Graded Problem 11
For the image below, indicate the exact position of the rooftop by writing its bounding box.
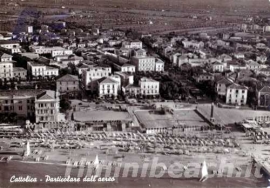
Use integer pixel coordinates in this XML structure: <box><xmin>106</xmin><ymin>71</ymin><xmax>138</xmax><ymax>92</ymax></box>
<box><xmin>74</xmin><ymin>110</ymin><xmax>131</xmax><ymax>122</ymax></box>
<box><xmin>57</xmin><ymin>74</ymin><xmax>79</xmax><ymax>82</ymax></box>
<box><xmin>0</xmin><ymin>89</ymin><xmax>44</xmax><ymax>97</ymax></box>
<box><xmin>98</xmin><ymin>77</ymin><xmax>118</xmax><ymax>84</ymax></box>
<box><xmin>140</xmin><ymin>77</ymin><xmax>158</xmax><ymax>83</ymax></box>
<box><xmin>227</xmin><ymin>83</ymin><xmax>248</xmax><ymax>90</ymax></box>
<box><xmin>36</xmin><ymin>90</ymin><xmax>57</xmax><ymax>100</ymax></box>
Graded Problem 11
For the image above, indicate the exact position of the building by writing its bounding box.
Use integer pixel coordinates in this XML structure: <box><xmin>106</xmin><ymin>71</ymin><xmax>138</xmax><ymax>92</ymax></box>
<box><xmin>56</xmin><ymin>74</ymin><xmax>80</xmax><ymax>93</ymax></box>
<box><xmin>113</xmin><ymin>63</ymin><xmax>136</xmax><ymax>73</ymax></box>
<box><xmin>133</xmin><ymin>49</ymin><xmax>147</xmax><ymax>57</ymax></box>
<box><xmin>218</xmin><ymin>54</ymin><xmax>232</xmax><ymax>63</ymax></box>
<box><xmin>140</xmin><ymin>77</ymin><xmax>160</xmax><ymax>96</ymax></box>
<box><xmin>115</xmin><ymin>72</ymin><xmax>134</xmax><ymax>86</ymax></box>
<box><xmin>13</xmin><ymin>67</ymin><xmax>27</xmax><ymax>80</ymax></box>
<box><xmin>256</xmin><ymin>68</ymin><xmax>270</xmax><ymax>76</ymax></box>
<box><xmin>131</xmin><ymin>56</ymin><xmax>156</xmax><ymax>72</ymax></box>
<box><xmin>155</xmin><ymin>59</ymin><xmax>164</xmax><ymax>72</ymax></box>
<box><xmin>0</xmin><ymin>52</ymin><xmax>12</xmax><ymax>62</ymax></box>
<box><xmin>0</xmin><ymin>90</ymin><xmax>38</xmax><ymax>118</ymax></box>
<box><xmin>212</xmin><ymin>62</ymin><xmax>224</xmax><ymax>72</ymax></box>
<box><xmin>122</xmin><ymin>40</ymin><xmax>142</xmax><ymax>49</ymax></box>
<box><xmin>0</xmin><ymin>61</ymin><xmax>13</xmax><ymax>80</ymax></box>
<box><xmin>245</xmin><ymin>60</ymin><xmax>261</xmax><ymax>70</ymax></box>
<box><xmin>182</xmin><ymin>40</ymin><xmax>204</xmax><ymax>49</ymax></box>
<box><xmin>196</xmin><ymin>73</ymin><xmax>214</xmax><ymax>82</ymax></box>
<box><xmin>82</xmin><ymin>66</ymin><xmax>112</xmax><ymax>90</ymax></box>
<box><xmin>0</xmin><ymin>40</ymin><xmax>20</xmax><ymax>49</ymax></box>
<box><xmin>226</xmin><ymin>83</ymin><xmax>248</xmax><ymax>105</ymax></box>
<box><xmin>25</xmin><ymin>25</ymin><xmax>33</xmax><ymax>34</ymax></box>
<box><xmin>0</xmin><ymin>89</ymin><xmax>60</xmax><ymax>123</ymax></box>
<box><xmin>27</xmin><ymin>61</ymin><xmax>59</xmax><ymax>78</ymax></box>
<box><xmin>124</xmin><ymin>77</ymin><xmax>160</xmax><ymax>97</ymax></box>
<box><xmin>97</xmin><ymin>77</ymin><xmax>119</xmax><ymax>98</ymax></box>
<box><xmin>35</xmin><ymin>90</ymin><xmax>60</xmax><ymax>123</ymax></box>
<box><xmin>216</xmin><ymin>78</ymin><xmax>233</xmax><ymax>99</ymax></box>
<box><xmin>30</xmin><ymin>46</ymin><xmax>73</xmax><ymax>57</ymax></box>
<box><xmin>258</xmin><ymin>86</ymin><xmax>270</xmax><ymax>109</ymax></box>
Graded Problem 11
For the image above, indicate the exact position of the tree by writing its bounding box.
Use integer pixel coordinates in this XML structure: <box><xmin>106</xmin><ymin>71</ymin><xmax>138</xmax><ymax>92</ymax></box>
<box><xmin>60</xmin><ymin>98</ymin><xmax>71</xmax><ymax>113</ymax></box>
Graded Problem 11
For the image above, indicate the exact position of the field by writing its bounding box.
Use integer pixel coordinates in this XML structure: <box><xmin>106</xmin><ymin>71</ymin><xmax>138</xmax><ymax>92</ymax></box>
<box><xmin>135</xmin><ymin>109</ymin><xmax>208</xmax><ymax>129</ymax></box>
<box><xmin>198</xmin><ymin>104</ymin><xmax>270</xmax><ymax>125</ymax></box>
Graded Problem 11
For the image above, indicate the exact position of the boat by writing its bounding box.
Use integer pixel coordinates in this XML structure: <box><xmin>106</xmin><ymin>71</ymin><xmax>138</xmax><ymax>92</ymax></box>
<box><xmin>24</xmin><ymin>141</ymin><xmax>31</xmax><ymax>157</ymax></box>
<box><xmin>199</xmin><ymin>160</ymin><xmax>208</xmax><ymax>182</ymax></box>
<box><xmin>93</xmin><ymin>155</ymin><xmax>99</xmax><ymax>168</ymax></box>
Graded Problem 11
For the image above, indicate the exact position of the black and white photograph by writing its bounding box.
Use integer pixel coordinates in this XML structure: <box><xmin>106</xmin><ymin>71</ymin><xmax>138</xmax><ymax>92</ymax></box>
<box><xmin>0</xmin><ymin>0</ymin><xmax>270</xmax><ymax>187</ymax></box>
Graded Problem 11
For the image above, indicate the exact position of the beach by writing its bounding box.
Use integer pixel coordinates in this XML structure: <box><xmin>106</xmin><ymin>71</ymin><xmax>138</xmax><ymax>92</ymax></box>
<box><xmin>0</xmin><ymin>160</ymin><xmax>268</xmax><ymax>188</ymax></box>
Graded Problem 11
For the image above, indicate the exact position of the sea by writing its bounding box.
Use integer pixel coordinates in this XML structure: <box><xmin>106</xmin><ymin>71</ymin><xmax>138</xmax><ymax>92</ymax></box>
<box><xmin>0</xmin><ymin>161</ymin><xmax>268</xmax><ymax>188</ymax></box>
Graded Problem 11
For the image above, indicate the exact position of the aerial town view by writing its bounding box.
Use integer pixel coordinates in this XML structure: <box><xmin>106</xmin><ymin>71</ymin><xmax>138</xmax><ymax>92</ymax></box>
<box><xmin>1</xmin><ymin>0</ymin><xmax>270</xmax><ymax>187</ymax></box>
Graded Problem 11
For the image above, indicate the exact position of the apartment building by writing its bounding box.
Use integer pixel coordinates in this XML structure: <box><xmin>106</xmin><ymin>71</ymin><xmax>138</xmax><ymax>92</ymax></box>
<box><xmin>56</xmin><ymin>74</ymin><xmax>80</xmax><ymax>93</ymax></box>
<box><xmin>0</xmin><ymin>52</ymin><xmax>12</xmax><ymax>62</ymax></box>
<box><xmin>35</xmin><ymin>90</ymin><xmax>60</xmax><ymax>123</ymax></box>
<box><xmin>226</xmin><ymin>83</ymin><xmax>248</xmax><ymax>105</ymax></box>
<box><xmin>131</xmin><ymin>56</ymin><xmax>156</xmax><ymax>72</ymax></box>
<box><xmin>0</xmin><ymin>61</ymin><xmax>13</xmax><ymax>80</ymax></box>
<box><xmin>212</xmin><ymin>62</ymin><xmax>225</xmax><ymax>72</ymax></box>
<box><xmin>124</xmin><ymin>77</ymin><xmax>160</xmax><ymax>97</ymax></box>
<box><xmin>82</xmin><ymin>66</ymin><xmax>112</xmax><ymax>90</ymax></box>
<box><xmin>0</xmin><ymin>90</ymin><xmax>60</xmax><ymax>123</ymax></box>
<box><xmin>182</xmin><ymin>40</ymin><xmax>204</xmax><ymax>49</ymax></box>
<box><xmin>0</xmin><ymin>40</ymin><xmax>21</xmax><ymax>53</ymax></box>
<box><xmin>113</xmin><ymin>63</ymin><xmax>136</xmax><ymax>73</ymax></box>
<box><xmin>122</xmin><ymin>40</ymin><xmax>143</xmax><ymax>49</ymax></box>
<box><xmin>0</xmin><ymin>40</ymin><xmax>20</xmax><ymax>49</ymax></box>
<box><xmin>13</xmin><ymin>67</ymin><xmax>27</xmax><ymax>80</ymax></box>
<box><xmin>27</xmin><ymin>61</ymin><xmax>59</xmax><ymax>77</ymax></box>
<box><xmin>155</xmin><ymin>59</ymin><xmax>164</xmax><ymax>72</ymax></box>
<box><xmin>30</xmin><ymin>46</ymin><xmax>73</xmax><ymax>57</ymax></box>
<box><xmin>0</xmin><ymin>90</ymin><xmax>38</xmax><ymax>117</ymax></box>
<box><xmin>97</xmin><ymin>77</ymin><xmax>119</xmax><ymax>98</ymax></box>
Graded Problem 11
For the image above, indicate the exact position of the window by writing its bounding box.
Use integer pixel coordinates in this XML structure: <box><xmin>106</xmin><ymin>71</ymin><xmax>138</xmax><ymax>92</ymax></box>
<box><xmin>19</xmin><ymin>106</ymin><xmax>22</xmax><ymax>110</ymax></box>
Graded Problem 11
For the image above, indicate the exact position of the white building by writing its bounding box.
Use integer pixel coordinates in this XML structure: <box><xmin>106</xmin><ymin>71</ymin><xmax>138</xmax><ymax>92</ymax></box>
<box><xmin>27</xmin><ymin>61</ymin><xmax>59</xmax><ymax>78</ymax></box>
<box><xmin>245</xmin><ymin>60</ymin><xmax>261</xmax><ymax>70</ymax></box>
<box><xmin>0</xmin><ymin>52</ymin><xmax>12</xmax><ymax>62</ymax></box>
<box><xmin>0</xmin><ymin>40</ymin><xmax>20</xmax><ymax>49</ymax></box>
<box><xmin>35</xmin><ymin>90</ymin><xmax>60</xmax><ymax>123</ymax></box>
<box><xmin>124</xmin><ymin>77</ymin><xmax>160</xmax><ymax>97</ymax></box>
<box><xmin>30</xmin><ymin>46</ymin><xmax>73</xmax><ymax>57</ymax></box>
<box><xmin>0</xmin><ymin>61</ymin><xmax>13</xmax><ymax>80</ymax></box>
<box><xmin>131</xmin><ymin>56</ymin><xmax>156</xmax><ymax>72</ymax></box>
<box><xmin>122</xmin><ymin>40</ymin><xmax>143</xmax><ymax>49</ymax></box>
<box><xmin>25</xmin><ymin>25</ymin><xmax>33</xmax><ymax>34</ymax></box>
<box><xmin>114</xmin><ymin>63</ymin><xmax>136</xmax><ymax>73</ymax></box>
<box><xmin>212</xmin><ymin>62</ymin><xmax>225</xmax><ymax>72</ymax></box>
<box><xmin>182</xmin><ymin>40</ymin><xmax>204</xmax><ymax>49</ymax></box>
<box><xmin>155</xmin><ymin>59</ymin><xmax>164</xmax><ymax>72</ymax></box>
<box><xmin>226</xmin><ymin>83</ymin><xmax>248</xmax><ymax>105</ymax></box>
<box><xmin>82</xmin><ymin>66</ymin><xmax>112</xmax><ymax>90</ymax></box>
<box><xmin>0</xmin><ymin>40</ymin><xmax>21</xmax><ymax>53</ymax></box>
<box><xmin>97</xmin><ymin>77</ymin><xmax>119</xmax><ymax>98</ymax></box>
